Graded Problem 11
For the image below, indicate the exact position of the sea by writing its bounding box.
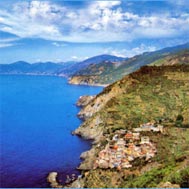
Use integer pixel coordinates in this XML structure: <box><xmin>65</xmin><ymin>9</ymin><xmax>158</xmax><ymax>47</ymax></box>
<box><xmin>0</xmin><ymin>75</ymin><xmax>103</xmax><ymax>188</ymax></box>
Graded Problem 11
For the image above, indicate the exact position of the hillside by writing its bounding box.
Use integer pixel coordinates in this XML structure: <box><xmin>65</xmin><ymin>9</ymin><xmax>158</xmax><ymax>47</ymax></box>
<box><xmin>61</xmin><ymin>54</ymin><xmax>126</xmax><ymax>76</ymax></box>
<box><xmin>69</xmin><ymin>64</ymin><xmax>189</xmax><ymax>188</ymax></box>
<box><xmin>69</xmin><ymin>43</ymin><xmax>189</xmax><ymax>85</ymax></box>
<box><xmin>150</xmin><ymin>50</ymin><xmax>189</xmax><ymax>66</ymax></box>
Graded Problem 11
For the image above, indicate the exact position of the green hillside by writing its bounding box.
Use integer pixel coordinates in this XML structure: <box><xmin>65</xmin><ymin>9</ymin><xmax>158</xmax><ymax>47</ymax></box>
<box><xmin>72</xmin><ymin>64</ymin><xmax>189</xmax><ymax>188</ymax></box>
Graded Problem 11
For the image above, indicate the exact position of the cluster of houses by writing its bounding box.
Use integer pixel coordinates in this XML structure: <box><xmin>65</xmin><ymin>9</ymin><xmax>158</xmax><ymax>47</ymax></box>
<box><xmin>93</xmin><ymin>122</ymin><xmax>163</xmax><ymax>170</ymax></box>
<box><xmin>133</xmin><ymin>122</ymin><xmax>164</xmax><ymax>133</ymax></box>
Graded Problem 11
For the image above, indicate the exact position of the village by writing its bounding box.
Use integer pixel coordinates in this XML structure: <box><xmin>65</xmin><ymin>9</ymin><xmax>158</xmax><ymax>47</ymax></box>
<box><xmin>93</xmin><ymin>122</ymin><xmax>164</xmax><ymax>170</ymax></box>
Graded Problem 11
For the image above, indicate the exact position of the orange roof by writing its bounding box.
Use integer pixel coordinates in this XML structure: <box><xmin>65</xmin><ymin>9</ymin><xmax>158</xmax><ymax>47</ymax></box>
<box><xmin>113</xmin><ymin>145</ymin><xmax>118</xmax><ymax>150</ymax></box>
<box><xmin>125</xmin><ymin>133</ymin><xmax>133</xmax><ymax>138</ymax></box>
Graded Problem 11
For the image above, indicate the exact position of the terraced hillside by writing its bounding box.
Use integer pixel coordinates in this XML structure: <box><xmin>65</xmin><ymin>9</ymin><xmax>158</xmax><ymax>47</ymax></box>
<box><xmin>72</xmin><ymin>64</ymin><xmax>189</xmax><ymax>188</ymax></box>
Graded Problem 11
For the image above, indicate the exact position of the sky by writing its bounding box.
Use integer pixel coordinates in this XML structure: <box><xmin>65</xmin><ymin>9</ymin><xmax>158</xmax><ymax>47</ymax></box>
<box><xmin>0</xmin><ymin>0</ymin><xmax>189</xmax><ymax>64</ymax></box>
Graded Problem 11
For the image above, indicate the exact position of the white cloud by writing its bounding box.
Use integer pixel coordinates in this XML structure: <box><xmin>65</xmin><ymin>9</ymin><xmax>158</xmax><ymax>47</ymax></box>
<box><xmin>0</xmin><ymin>37</ymin><xmax>19</xmax><ymax>48</ymax></box>
<box><xmin>106</xmin><ymin>44</ymin><xmax>157</xmax><ymax>58</ymax></box>
<box><xmin>0</xmin><ymin>43</ymin><xmax>14</xmax><ymax>48</ymax></box>
<box><xmin>0</xmin><ymin>1</ymin><xmax>64</xmax><ymax>40</ymax></box>
<box><xmin>52</xmin><ymin>42</ymin><xmax>67</xmax><ymax>47</ymax></box>
<box><xmin>91</xmin><ymin>1</ymin><xmax>121</xmax><ymax>9</ymax></box>
<box><xmin>70</xmin><ymin>55</ymin><xmax>88</xmax><ymax>61</ymax></box>
<box><xmin>0</xmin><ymin>1</ymin><xmax>189</xmax><ymax>42</ymax></box>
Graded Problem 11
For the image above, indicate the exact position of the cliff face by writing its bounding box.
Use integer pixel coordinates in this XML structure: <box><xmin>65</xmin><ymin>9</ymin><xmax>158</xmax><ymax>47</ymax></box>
<box><xmin>69</xmin><ymin>75</ymin><xmax>98</xmax><ymax>86</ymax></box>
<box><xmin>77</xmin><ymin>75</ymin><xmax>136</xmax><ymax>120</ymax></box>
<box><xmin>73</xmin><ymin>65</ymin><xmax>189</xmax><ymax>188</ymax></box>
<box><xmin>76</xmin><ymin>95</ymin><xmax>96</xmax><ymax>107</ymax></box>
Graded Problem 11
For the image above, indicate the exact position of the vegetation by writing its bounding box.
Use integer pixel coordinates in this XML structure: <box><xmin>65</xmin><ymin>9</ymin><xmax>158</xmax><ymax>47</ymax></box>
<box><xmin>77</xmin><ymin>64</ymin><xmax>189</xmax><ymax>188</ymax></box>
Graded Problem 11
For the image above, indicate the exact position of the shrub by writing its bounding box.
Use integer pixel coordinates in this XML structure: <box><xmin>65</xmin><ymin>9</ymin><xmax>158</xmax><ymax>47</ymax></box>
<box><xmin>175</xmin><ymin>114</ymin><xmax>184</xmax><ymax>127</ymax></box>
<box><xmin>169</xmin><ymin>167</ymin><xmax>189</xmax><ymax>187</ymax></box>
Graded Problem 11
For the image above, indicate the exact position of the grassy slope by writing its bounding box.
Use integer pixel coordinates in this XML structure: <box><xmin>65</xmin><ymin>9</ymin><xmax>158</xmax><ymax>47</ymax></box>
<box><xmin>150</xmin><ymin>50</ymin><xmax>189</xmax><ymax>66</ymax></box>
<box><xmin>79</xmin><ymin>65</ymin><xmax>189</xmax><ymax>188</ymax></box>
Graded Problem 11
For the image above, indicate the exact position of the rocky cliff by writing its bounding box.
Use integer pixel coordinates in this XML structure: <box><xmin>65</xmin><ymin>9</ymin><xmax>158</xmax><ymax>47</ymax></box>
<box><xmin>76</xmin><ymin>95</ymin><xmax>96</xmax><ymax>107</ymax></box>
<box><xmin>69</xmin><ymin>75</ymin><xmax>108</xmax><ymax>86</ymax></box>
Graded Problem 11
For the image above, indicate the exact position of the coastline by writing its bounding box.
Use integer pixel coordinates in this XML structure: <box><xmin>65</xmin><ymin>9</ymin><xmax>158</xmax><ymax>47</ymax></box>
<box><xmin>63</xmin><ymin>65</ymin><xmax>189</xmax><ymax>188</ymax></box>
<box><xmin>47</xmin><ymin>93</ymin><xmax>103</xmax><ymax>188</ymax></box>
<box><xmin>3</xmin><ymin>65</ymin><xmax>189</xmax><ymax>188</ymax></box>
<box><xmin>0</xmin><ymin>73</ymin><xmax>108</xmax><ymax>87</ymax></box>
<box><xmin>68</xmin><ymin>82</ymin><xmax>108</xmax><ymax>87</ymax></box>
<box><xmin>1</xmin><ymin>73</ymin><xmax>103</xmax><ymax>188</ymax></box>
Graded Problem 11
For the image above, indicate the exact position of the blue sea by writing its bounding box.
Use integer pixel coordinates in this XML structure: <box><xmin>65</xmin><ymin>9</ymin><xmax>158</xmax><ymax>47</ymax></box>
<box><xmin>0</xmin><ymin>75</ymin><xmax>103</xmax><ymax>188</ymax></box>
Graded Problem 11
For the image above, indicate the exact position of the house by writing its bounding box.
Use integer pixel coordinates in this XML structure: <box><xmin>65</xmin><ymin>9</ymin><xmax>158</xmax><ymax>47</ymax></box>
<box><xmin>121</xmin><ymin>161</ymin><xmax>132</xmax><ymax>168</ymax></box>
<box><xmin>112</xmin><ymin>134</ymin><xmax>119</xmax><ymax>141</ymax></box>
<box><xmin>133</xmin><ymin>132</ymin><xmax>140</xmax><ymax>140</ymax></box>
<box><xmin>116</xmin><ymin>129</ymin><xmax>127</xmax><ymax>135</ymax></box>
<box><xmin>157</xmin><ymin>125</ymin><xmax>164</xmax><ymax>133</ymax></box>
<box><xmin>116</xmin><ymin>138</ymin><xmax>125</xmax><ymax>146</ymax></box>
<box><xmin>140</xmin><ymin>136</ymin><xmax>150</xmax><ymax>144</ymax></box>
<box><xmin>133</xmin><ymin>122</ymin><xmax>164</xmax><ymax>133</ymax></box>
<box><xmin>125</xmin><ymin>133</ymin><xmax>133</xmax><ymax>140</ymax></box>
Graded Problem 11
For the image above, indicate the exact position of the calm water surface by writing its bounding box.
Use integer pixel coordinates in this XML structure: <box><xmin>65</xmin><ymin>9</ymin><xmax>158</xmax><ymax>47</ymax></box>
<box><xmin>0</xmin><ymin>75</ymin><xmax>103</xmax><ymax>188</ymax></box>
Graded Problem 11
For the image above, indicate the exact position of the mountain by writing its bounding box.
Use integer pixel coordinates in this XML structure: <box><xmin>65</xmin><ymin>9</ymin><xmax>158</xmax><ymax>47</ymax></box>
<box><xmin>69</xmin><ymin>43</ymin><xmax>189</xmax><ymax>86</ymax></box>
<box><xmin>0</xmin><ymin>61</ymin><xmax>76</xmax><ymax>76</ymax></box>
<box><xmin>149</xmin><ymin>50</ymin><xmax>189</xmax><ymax>66</ymax></box>
<box><xmin>1</xmin><ymin>43</ymin><xmax>188</xmax><ymax>81</ymax></box>
<box><xmin>71</xmin><ymin>64</ymin><xmax>189</xmax><ymax>188</ymax></box>
<box><xmin>58</xmin><ymin>54</ymin><xmax>127</xmax><ymax>76</ymax></box>
<box><xmin>78</xmin><ymin>54</ymin><xmax>126</xmax><ymax>65</ymax></box>
<box><xmin>0</xmin><ymin>55</ymin><xmax>126</xmax><ymax>76</ymax></box>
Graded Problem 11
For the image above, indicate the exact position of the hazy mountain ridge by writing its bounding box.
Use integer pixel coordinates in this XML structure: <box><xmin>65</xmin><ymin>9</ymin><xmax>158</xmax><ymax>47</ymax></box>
<box><xmin>0</xmin><ymin>54</ymin><xmax>125</xmax><ymax>76</ymax></box>
<box><xmin>1</xmin><ymin>43</ymin><xmax>188</xmax><ymax>85</ymax></box>
<box><xmin>69</xmin><ymin>43</ymin><xmax>189</xmax><ymax>85</ymax></box>
<box><xmin>0</xmin><ymin>61</ymin><xmax>77</xmax><ymax>76</ymax></box>
<box><xmin>58</xmin><ymin>54</ymin><xmax>127</xmax><ymax>76</ymax></box>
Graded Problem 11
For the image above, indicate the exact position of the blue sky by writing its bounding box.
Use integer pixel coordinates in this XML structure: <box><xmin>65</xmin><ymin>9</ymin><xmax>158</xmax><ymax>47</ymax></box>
<box><xmin>0</xmin><ymin>0</ymin><xmax>189</xmax><ymax>64</ymax></box>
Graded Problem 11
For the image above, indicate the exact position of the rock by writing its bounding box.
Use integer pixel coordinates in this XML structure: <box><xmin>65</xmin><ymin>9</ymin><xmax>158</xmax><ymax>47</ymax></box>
<box><xmin>78</xmin><ymin>148</ymin><xmax>97</xmax><ymax>170</ymax></box>
<box><xmin>68</xmin><ymin>177</ymin><xmax>84</xmax><ymax>188</ymax></box>
<box><xmin>74</xmin><ymin>114</ymin><xmax>103</xmax><ymax>141</ymax></box>
<box><xmin>74</xmin><ymin>125</ymin><xmax>103</xmax><ymax>141</ymax></box>
<box><xmin>158</xmin><ymin>181</ymin><xmax>180</xmax><ymax>188</ymax></box>
<box><xmin>77</xmin><ymin>82</ymin><xmax>125</xmax><ymax>120</ymax></box>
<box><xmin>80</xmin><ymin>148</ymin><xmax>96</xmax><ymax>160</ymax></box>
<box><xmin>74</xmin><ymin>114</ymin><xmax>103</xmax><ymax>144</ymax></box>
<box><xmin>68</xmin><ymin>179</ymin><xmax>84</xmax><ymax>188</ymax></box>
<box><xmin>47</xmin><ymin>172</ymin><xmax>62</xmax><ymax>188</ymax></box>
<box><xmin>76</xmin><ymin>95</ymin><xmax>96</xmax><ymax>107</ymax></box>
<box><xmin>77</xmin><ymin>160</ymin><xmax>94</xmax><ymax>170</ymax></box>
<box><xmin>69</xmin><ymin>75</ymin><xmax>96</xmax><ymax>86</ymax></box>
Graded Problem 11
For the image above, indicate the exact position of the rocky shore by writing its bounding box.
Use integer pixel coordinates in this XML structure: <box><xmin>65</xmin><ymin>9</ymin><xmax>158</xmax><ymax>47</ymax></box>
<box><xmin>76</xmin><ymin>95</ymin><xmax>96</xmax><ymax>107</ymax></box>
<box><xmin>68</xmin><ymin>75</ymin><xmax>108</xmax><ymax>87</ymax></box>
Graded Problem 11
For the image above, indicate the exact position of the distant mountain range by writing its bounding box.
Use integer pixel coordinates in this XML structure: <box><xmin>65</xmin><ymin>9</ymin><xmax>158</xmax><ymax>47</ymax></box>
<box><xmin>1</xmin><ymin>43</ymin><xmax>188</xmax><ymax>86</ymax></box>
<box><xmin>56</xmin><ymin>54</ymin><xmax>127</xmax><ymax>75</ymax></box>
<box><xmin>0</xmin><ymin>61</ymin><xmax>77</xmax><ymax>76</ymax></box>
<box><xmin>69</xmin><ymin>42</ymin><xmax>189</xmax><ymax>85</ymax></box>
<box><xmin>0</xmin><ymin>54</ymin><xmax>126</xmax><ymax>76</ymax></box>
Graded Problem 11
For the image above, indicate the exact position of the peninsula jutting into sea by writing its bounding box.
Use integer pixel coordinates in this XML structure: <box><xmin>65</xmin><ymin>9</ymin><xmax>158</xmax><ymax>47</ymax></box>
<box><xmin>0</xmin><ymin>0</ymin><xmax>189</xmax><ymax>188</ymax></box>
